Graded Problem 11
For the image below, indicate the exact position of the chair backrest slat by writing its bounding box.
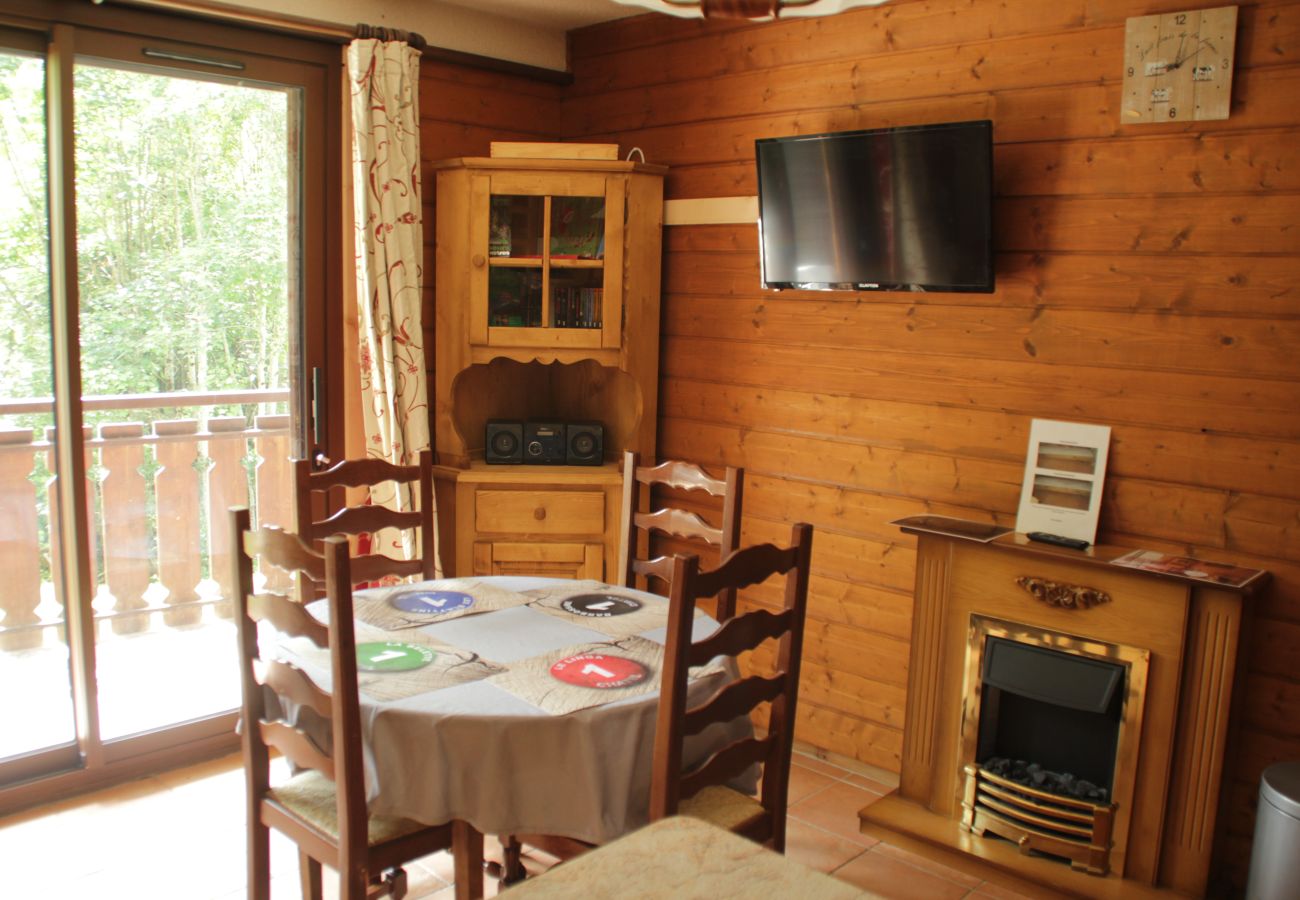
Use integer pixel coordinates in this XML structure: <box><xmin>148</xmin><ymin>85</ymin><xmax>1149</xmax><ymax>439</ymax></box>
<box><xmin>682</xmin><ymin>673</ymin><xmax>783</xmax><ymax>737</ymax></box>
<box><xmin>690</xmin><ymin>541</ymin><xmax>798</xmax><ymax>600</ymax></box>
<box><xmin>630</xmin><ymin>554</ymin><xmax>675</xmax><ymax>586</ymax></box>
<box><xmin>678</xmin><ymin>734</ymin><xmax>775</xmax><ymax>801</ymax></box>
<box><xmin>259</xmin><ymin>719</ymin><xmax>335</xmax><ymax>777</ymax></box>
<box><xmin>261</xmin><ymin>659</ymin><xmax>333</xmax><ymax>721</ymax></box>
<box><xmin>249</xmin><ymin>592</ymin><xmax>330</xmax><ymax>647</ymax></box>
<box><xmin>318</xmin><ymin>505</ymin><xmax>423</xmax><ymax>538</ymax></box>
<box><xmin>305</xmin><ymin>457</ymin><xmax>422</xmax><ymax>490</ymax></box>
<box><xmin>632</xmin><ymin>506</ymin><xmax>723</xmax><ymax>545</ymax></box>
<box><xmin>650</xmin><ymin>522</ymin><xmax>813</xmax><ymax>852</ymax></box>
<box><xmin>294</xmin><ymin>449</ymin><xmax>436</xmax><ymax>586</ymax></box>
<box><xmin>618</xmin><ymin>450</ymin><xmax>744</xmax><ymax>620</ymax></box>
<box><xmin>346</xmin><ymin>554</ymin><xmax>426</xmax><ymax>584</ymax></box>
<box><xmin>687</xmin><ymin>607</ymin><xmax>793</xmax><ymax>669</ymax></box>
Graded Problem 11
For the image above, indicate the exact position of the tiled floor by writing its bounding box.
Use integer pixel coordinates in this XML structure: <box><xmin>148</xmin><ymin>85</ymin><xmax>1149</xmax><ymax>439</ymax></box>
<box><xmin>0</xmin><ymin>751</ymin><xmax>1041</xmax><ymax>899</ymax></box>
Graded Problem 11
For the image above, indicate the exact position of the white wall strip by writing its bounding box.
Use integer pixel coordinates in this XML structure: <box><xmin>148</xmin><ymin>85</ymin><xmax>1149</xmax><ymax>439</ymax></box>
<box><xmin>663</xmin><ymin>196</ymin><xmax>758</xmax><ymax>226</ymax></box>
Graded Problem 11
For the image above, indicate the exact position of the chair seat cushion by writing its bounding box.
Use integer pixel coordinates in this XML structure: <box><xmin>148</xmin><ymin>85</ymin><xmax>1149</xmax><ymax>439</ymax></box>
<box><xmin>269</xmin><ymin>770</ymin><xmax>426</xmax><ymax>846</ymax></box>
<box><xmin>678</xmin><ymin>784</ymin><xmax>766</xmax><ymax>832</ymax></box>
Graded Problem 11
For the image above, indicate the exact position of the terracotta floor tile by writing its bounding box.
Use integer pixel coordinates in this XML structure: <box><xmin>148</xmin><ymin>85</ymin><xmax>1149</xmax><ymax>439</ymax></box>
<box><xmin>788</xmin><ymin>780</ymin><xmax>882</xmax><ymax>847</ymax></box>
<box><xmin>873</xmin><ymin>841</ymin><xmax>983</xmax><ymax>890</ymax></box>
<box><xmin>971</xmin><ymin>878</ymin><xmax>1053</xmax><ymax>900</ymax></box>
<box><xmin>784</xmin><ymin>817</ymin><xmax>873</xmax><ymax>874</ymax></box>
<box><xmin>844</xmin><ymin>772</ymin><xmax>896</xmax><ymax>795</ymax></box>
<box><xmin>791</xmin><ymin>750</ymin><xmax>855</xmax><ymax>778</ymax></box>
<box><xmin>787</xmin><ymin>759</ymin><xmax>841</xmax><ymax>803</ymax></box>
<box><xmin>833</xmin><ymin>847</ymin><xmax>971</xmax><ymax>900</ymax></box>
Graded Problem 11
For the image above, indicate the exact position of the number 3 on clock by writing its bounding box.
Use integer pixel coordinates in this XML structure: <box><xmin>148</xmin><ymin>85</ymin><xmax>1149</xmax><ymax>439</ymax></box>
<box><xmin>1121</xmin><ymin>5</ymin><xmax>1238</xmax><ymax>125</ymax></box>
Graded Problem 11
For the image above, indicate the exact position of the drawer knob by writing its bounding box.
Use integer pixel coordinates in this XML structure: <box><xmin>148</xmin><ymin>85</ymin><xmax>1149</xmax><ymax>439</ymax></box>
<box><xmin>534</xmin><ymin>506</ymin><xmax>547</xmax><ymax>521</ymax></box>
<box><xmin>472</xmin><ymin>254</ymin><xmax>486</xmax><ymax>268</ymax></box>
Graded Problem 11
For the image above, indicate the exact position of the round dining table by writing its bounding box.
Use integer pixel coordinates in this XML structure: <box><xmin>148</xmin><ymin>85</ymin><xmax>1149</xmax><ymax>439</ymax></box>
<box><xmin>277</xmin><ymin>575</ymin><xmax>753</xmax><ymax>849</ymax></box>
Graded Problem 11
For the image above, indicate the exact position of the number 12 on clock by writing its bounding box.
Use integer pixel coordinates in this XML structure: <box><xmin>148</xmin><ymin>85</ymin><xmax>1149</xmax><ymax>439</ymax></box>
<box><xmin>1121</xmin><ymin>5</ymin><xmax>1238</xmax><ymax>124</ymax></box>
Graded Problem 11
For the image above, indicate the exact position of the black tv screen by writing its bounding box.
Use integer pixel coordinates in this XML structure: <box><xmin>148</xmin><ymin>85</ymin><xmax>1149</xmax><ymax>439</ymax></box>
<box><xmin>756</xmin><ymin>120</ymin><xmax>994</xmax><ymax>293</ymax></box>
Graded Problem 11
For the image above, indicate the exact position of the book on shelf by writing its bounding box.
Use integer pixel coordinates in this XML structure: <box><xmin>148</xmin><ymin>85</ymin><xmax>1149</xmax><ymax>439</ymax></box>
<box><xmin>1109</xmin><ymin>549</ymin><xmax>1266</xmax><ymax>588</ymax></box>
<box><xmin>552</xmin><ymin>286</ymin><xmax>603</xmax><ymax>328</ymax></box>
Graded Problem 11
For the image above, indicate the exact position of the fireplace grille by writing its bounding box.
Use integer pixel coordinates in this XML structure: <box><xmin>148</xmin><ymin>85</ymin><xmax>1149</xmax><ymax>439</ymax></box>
<box><xmin>961</xmin><ymin>764</ymin><xmax>1115</xmax><ymax>875</ymax></box>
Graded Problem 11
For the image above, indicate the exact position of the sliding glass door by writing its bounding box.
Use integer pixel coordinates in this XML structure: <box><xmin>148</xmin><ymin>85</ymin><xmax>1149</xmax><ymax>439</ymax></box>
<box><xmin>0</xmin><ymin>10</ymin><xmax>341</xmax><ymax>791</ymax></box>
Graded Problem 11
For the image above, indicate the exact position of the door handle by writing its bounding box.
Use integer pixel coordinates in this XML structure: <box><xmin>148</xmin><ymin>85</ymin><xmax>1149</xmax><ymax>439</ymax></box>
<box><xmin>311</xmin><ymin>366</ymin><xmax>328</xmax><ymax>469</ymax></box>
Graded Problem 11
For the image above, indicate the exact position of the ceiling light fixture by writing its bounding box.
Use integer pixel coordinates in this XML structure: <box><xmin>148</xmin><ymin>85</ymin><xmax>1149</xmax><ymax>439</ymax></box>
<box><xmin>612</xmin><ymin>0</ymin><xmax>888</xmax><ymax>19</ymax></box>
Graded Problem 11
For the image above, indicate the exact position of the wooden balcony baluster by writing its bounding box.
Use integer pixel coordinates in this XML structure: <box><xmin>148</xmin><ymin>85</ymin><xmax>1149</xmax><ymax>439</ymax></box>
<box><xmin>253</xmin><ymin>415</ymin><xmax>292</xmax><ymax>594</ymax></box>
<box><xmin>100</xmin><ymin>422</ymin><xmax>152</xmax><ymax>635</ymax></box>
<box><xmin>0</xmin><ymin>428</ymin><xmax>44</xmax><ymax>650</ymax></box>
<box><xmin>45</xmin><ymin>425</ymin><xmax>98</xmax><ymax>636</ymax></box>
<box><xmin>155</xmin><ymin>419</ymin><xmax>204</xmax><ymax>627</ymax></box>
<box><xmin>206</xmin><ymin>416</ymin><xmax>251</xmax><ymax>617</ymax></box>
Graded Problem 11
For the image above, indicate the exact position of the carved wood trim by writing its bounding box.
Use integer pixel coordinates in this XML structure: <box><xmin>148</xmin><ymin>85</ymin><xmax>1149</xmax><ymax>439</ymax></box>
<box><xmin>1016</xmin><ymin>575</ymin><xmax>1111</xmax><ymax>610</ymax></box>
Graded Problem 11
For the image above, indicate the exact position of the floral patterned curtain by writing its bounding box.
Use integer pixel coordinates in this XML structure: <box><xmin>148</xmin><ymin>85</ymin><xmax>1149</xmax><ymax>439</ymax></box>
<box><xmin>347</xmin><ymin>36</ymin><xmax>437</xmax><ymax>573</ymax></box>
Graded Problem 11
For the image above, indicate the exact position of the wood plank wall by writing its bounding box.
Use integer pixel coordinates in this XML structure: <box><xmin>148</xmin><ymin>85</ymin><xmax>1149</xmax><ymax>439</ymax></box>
<box><xmin>416</xmin><ymin>61</ymin><xmax>564</xmax><ymax>368</ymax></box>
<box><xmin>560</xmin><ymin>0</ymin><xmax>1300</xmax><ymax>883</ymax></box>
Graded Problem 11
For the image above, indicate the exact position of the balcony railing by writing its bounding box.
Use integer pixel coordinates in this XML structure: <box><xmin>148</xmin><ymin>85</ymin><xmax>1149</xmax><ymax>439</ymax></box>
<box><xmin>0</xmin><ymin>389</ymin><xmax>293</xmax><ymax>651</ymax></box>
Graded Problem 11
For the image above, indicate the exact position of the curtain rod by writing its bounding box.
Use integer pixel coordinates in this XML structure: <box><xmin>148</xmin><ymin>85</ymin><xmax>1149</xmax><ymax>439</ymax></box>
<box><xmin>90</xmin><ymin>0</ymin><xmax>573</xmax><ymax>83</ymax></box>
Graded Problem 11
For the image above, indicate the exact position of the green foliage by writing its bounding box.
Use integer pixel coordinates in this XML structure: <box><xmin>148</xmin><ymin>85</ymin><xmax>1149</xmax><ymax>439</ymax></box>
<box><xmin>1</xmin><ymin>56</ymin><xmax>292</xmax><ymax>426</ymax></box>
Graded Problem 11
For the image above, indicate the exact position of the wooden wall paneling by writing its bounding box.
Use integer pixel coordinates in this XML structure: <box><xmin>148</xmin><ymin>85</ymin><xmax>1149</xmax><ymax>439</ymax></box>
<box><xmin>662</xmin><ymin>128</ymin><xmax>1300</xmax><ymax>198</ymax></box>
<box><xmin>571</xmin><ymin>1</ymin><xmax>1294</xmax><ymax>92</ymax></box>
<box><xmin>569</xmin><ymin>0</ymin><xmax>1096</xmax><ymax>93</ymax></box>
<box><xmin>660</xmin><ymin>332</ymin><xmax>1300</xmax><ymax>441</ymax></box>
<box><xmin>662</xmin><ymin>293</ymin><xmax>1300</xmax><ymax>378</ymax></box>
<box><xmin>576</xmin><ymin>65</ymin><xmax>1300</xmax><ymax>175</ymax></box>
<box><xmin>663</xmin><ymin>246</ymin><xmax>1300</xmax><ymax>319</ymax></box>
<box><xmin>561</xmin><ymin>0</ymin><xmax>1300</xmax><ymax>885</ymax></box>
<box><xmin>660</xmin><ymin>378</ymin><xmax>1300</xmax><ymax>501</ymax></box>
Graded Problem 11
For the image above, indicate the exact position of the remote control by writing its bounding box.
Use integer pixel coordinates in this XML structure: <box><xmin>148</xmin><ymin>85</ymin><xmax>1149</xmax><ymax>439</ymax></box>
<box><xmin>1026</xmin><ymin>532</ymin><xmax>1091</xmax><ymax>551</ymax></box>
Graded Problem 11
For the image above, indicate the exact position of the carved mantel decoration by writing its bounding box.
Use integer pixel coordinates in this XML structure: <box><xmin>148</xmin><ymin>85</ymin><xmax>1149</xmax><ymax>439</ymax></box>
<box><xmin>1016</xmin><ymin>575</ymin><xmax>1111</xmax><ymax>610</ymax></box>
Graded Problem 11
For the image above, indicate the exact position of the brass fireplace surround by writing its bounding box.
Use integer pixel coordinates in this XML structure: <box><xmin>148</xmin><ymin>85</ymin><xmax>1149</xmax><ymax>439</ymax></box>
<box><xmin>958</xmin><ymin>615</ymin><xmax>1150</xmax><ymax>876</ymax></box>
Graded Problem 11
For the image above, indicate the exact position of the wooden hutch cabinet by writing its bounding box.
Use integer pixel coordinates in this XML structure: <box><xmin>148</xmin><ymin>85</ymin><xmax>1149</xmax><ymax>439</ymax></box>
<box><xmin>430</xmin><ymin>149</ymin><xmax>666</xmax><ymax>579</ymax></box>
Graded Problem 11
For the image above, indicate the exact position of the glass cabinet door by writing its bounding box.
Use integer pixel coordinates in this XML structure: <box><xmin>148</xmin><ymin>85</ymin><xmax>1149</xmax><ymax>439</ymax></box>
<box><xmin>471</xmin><ymin>174</ymin><xmax>624</xmax><ymax>351</ymax></box>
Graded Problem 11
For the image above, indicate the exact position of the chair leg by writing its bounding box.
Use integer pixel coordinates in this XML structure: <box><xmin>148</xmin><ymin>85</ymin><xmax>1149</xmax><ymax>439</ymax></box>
<box><xmin>337</xmin><ymin>861</ymin><xmax>367</xmax><ymax>900</ymax></box>
<box><xmin>299</xmin><ymin>851</ymin><xmax>323</xmax><ymax>900</ymax></box>
<box><xmin>248</xmin><ymin>821</ymin><xmax>271</xmax><ymax>900</ymax></box>
<box><xmin>501</xmin><ymin>834</ymin><xmax>526</xmax><ymax>886</ymax></box>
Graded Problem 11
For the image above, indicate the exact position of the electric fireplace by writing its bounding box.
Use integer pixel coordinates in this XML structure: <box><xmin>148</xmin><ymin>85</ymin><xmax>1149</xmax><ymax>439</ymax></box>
<box><xmin>860</xmin><ymin>528</ymin><xmax>1266</xmax><ymax>898</ymax></box>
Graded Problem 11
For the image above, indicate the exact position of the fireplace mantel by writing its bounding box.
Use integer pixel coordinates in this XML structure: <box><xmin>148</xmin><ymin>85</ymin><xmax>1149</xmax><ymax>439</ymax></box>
<box><xmin>859</xmin><ymin>527</ymin><xmax>1268</xmax><ymax>898</ymax></box>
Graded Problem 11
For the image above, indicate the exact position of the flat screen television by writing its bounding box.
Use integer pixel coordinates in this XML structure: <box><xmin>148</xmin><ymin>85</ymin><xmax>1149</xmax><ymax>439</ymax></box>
<box><xmin>756</xmin><ymin>120</ymin><xmax>994</xmax><ymax>293</ymax></box>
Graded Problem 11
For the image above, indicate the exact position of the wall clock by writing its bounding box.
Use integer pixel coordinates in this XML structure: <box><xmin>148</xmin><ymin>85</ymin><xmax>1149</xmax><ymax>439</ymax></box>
<box><xmin>1121</xmin><ymin>5</ymin><xmax>1238</xmax><ymax>124</ymax></box>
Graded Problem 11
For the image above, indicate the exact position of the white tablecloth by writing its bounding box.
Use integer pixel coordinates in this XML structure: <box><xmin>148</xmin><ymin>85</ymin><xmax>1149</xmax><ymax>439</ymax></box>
<box><xmin>278</xmin><ymin>576</ymin><xmax>752</xmax><ymax>844</ymax></box>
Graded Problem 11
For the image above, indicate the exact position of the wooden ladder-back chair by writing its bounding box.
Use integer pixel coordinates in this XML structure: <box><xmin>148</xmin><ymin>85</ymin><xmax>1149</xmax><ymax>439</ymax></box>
<box><xmin>649</xmin><ymin>521</ymin><xmax>814</xmax><ymax>853</ymax></box>
<box><xmin>293</xmin><ymin>450</ymin><xmax>436</xmax><ymax>587</ymax></box>
<box><xmin>617</xmin><ymin>450</ymin><xmax>744</xmax><ymax>620</ymax></box>
<box><xmin>231</xmin><ymin>507</ymin><xmax>475</xmax><ymax>900</ymax></box>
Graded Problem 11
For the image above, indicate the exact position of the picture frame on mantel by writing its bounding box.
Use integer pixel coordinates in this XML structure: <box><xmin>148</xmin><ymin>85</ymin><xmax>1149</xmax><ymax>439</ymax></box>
<box><xmin>1015</xmin><ymin>418</ymin><xmax>1112</xmax><ymax>544</ymax></box>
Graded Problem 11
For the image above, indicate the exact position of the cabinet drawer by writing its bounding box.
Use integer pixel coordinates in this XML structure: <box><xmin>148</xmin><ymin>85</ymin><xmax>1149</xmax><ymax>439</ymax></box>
<box><xmin>473</xmin><ymin>541</ymin><xmax>602</xmax><ymax>579</ymax></box>
<box><xmin>475</xmin><ymin>489</ymin><xmax>605</xmax><ymax>536</ymax></box>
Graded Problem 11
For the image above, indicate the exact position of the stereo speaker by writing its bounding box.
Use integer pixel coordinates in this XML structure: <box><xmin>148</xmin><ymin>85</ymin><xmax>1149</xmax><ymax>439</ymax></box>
<box><xmin>524</xmin><ymin>421</ymin><xmax>566</xmax><ymax>464</ymax></box>
<box><xmin>566</xmin><ymin>421</ymin><xmax>604</xmax><ymax>465</ymax></box>
<box><xmin>484</xmin><ymin>420</ymin><xmax>523</xmax><ymax>464</ymax></box>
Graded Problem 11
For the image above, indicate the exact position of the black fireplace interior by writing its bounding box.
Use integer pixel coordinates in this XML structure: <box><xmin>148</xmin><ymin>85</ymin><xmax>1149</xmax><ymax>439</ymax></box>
<box><xmin>976</xmin><ymin>637</ymin><xmax>1126</xmax><ymax>799</ymax></box>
